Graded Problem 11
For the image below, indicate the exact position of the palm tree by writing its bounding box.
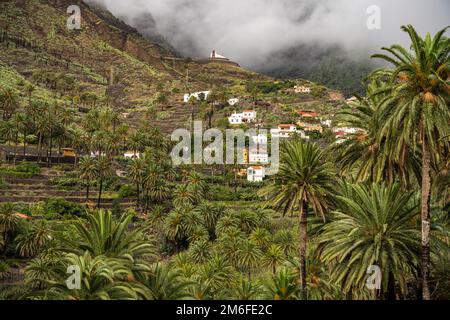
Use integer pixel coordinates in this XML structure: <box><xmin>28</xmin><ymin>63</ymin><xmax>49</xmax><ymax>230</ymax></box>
<box><xmin>0</xmin><ymin>87</ymin><xmax>18</xmax><ymax>120</ymax></box>
<box><xmin>332</xmin><ymin>81</ymin><xmax>420</xmax><ymax>187</ymax></box>
<box><xmin>37</xmin><ymin>252</ymin><xmax>142</xmax><ymax>300</ymax></box>
<box><xmin>236</xmin><ymin>239</ymin><xmax>263</xmax><ymax>278</ymax></box>
<box><xmin>249</xmin><ymin>227</ymin><xmax>271</xmax><ymax>250</ymax></box>
<box><xmin>189</xmin><ymin>240</ymin><xmax>212</xmax><ymax>264</ymax></box>
<box><xmin>173</xmin><ymin>184</ymin><xmax>197</xmax><ymax>207</ymax></box>
<box><xmin>15</xmin><ymin>220</ymin><xmax>52</xmax><ymax>258</ymax></box>
<box><xmin>370</xmin><ymin>25</ymin><xmax>449</xmax><ymax>299</ymax></box>
<box><xmin>231</xmin><ymin>276</ymin><xmax>262</xmax><ymax>300</ymax></box>
<box><xmin>60</xmin><ymin>210</ymin><xmax>154</xmax><ymax>270</ymax></box>
<box><xmin>264</xmin><ymin>268</ymin><xmax>299</xmax><ymax>300</ymax></box>
<box><xmin>0</xmin><ymin>203</ymin><xmax>22</xmax><ymax>252</ymax></box>
<box><xmin>14</xmin><ymin>112</ymin><xmax>30</xmax><ymax>157</ymax></box>
<box><xmin>0</xmin><ymin>119</ymin><xmax>17</xmax><ymax>159</ymax></box>
<box><xmin>318</xmin><ymin>182</ymin><xmax>421</xmax><ymax>299</ymax></box>
<box><xmin>69</xmin><ymin>126</ymin><xmax>86</xmax><ymax>166</ymax></box>
<box><xmin>261</xmin><ymin>139</ymin><xmax>334</xmax><ymax>299</ymax></box>
<box><xmin>128</xmin><ymin>157</ymin><xmax>145</xmax><ymax>208</ymax></box>
<box><xmin>95</xmin><ymin>156</ymin><xmax>114</xmax><ymax>208</ymax></box>
<box><xmin>156</xmin><ymin>92</ymin><xmax>168</xmax><ymax>111</ymax></box>
<box><xmin>78</xmin><ymin>156</ymin><xmax>97</xmax><ymax>202</ymax></box>
<box><xmin>137</xmin><ymin>264</ymin><xmax>191</xmax><ymax>300</ymax></box>
<box><xmin>273</xmin><ymin>229</ymin><xmax>297</xmax><ymax>258</ymax></box>
<box><xmin>263</xmin><ymin>244</ymin><xmax>285</xmax><ymax>275</ymax></box>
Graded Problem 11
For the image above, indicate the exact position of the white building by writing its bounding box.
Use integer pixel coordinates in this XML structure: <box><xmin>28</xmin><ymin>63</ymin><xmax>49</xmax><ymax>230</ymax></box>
<box><xmin>333</xmin><ymin>127</ymin><xmax>358</xmax><ymax>135</ymax></box>
<box><xmin>249</xmin><ymin>148</ymin><xmax>269</xmax><ymax>164</ymax></box>
<box><xmin>228</xmin><ymin>110</ymin><xmax>257</xmax><ymax>125</ymax></box>
<box><xmin>294</xmin><ymin>85</ymin><xmax>311</xmax><ymax>94</ymax></box>
<box><xmin>251</xmin><ymin>134</ymin><xmax>268</xmax><ymax>145</ymax></box>
<box><xmin>90</xmin><ymin>151</ymin><xmax>106</xmax><ymax>158</ymax></box>
<box><xmin>228</xmin><ymin>98</ymin><xmax>239</xmax><ymax>106</ymax></box>
<box><xmin>247</xmin><ymin>166</ymin><xmax>265</xmax><ymax>182</ymax></box>
<box><xmin>184</xmin><ymin>91</ymin><xmax>210</xmax><ymax>103</ymax></box>
<box><xmin>271</xmin><ymin>124</ymin><xmax>307</xmax><ymax>139</ymax></box>
<box><xmin>321</xmin><ymin>119</ymin><xmax>332</xmax><ymax>127</ymax></box>
<box><xmin>210</xmin><ymin>50</ymin><xmax>229</xmax><ymax>60</ymax></box>
<box><xmin>124</xmin><ymin>151</ymin><xmax>140</xmax><ymax>159</ymax></box>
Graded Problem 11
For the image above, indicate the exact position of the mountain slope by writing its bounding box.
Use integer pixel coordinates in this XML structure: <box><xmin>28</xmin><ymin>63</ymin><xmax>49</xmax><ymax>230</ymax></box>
<box><xmin>0</xmin><ymin>0</ymin><xmax>266</xmax><ymax>113</ymax></box>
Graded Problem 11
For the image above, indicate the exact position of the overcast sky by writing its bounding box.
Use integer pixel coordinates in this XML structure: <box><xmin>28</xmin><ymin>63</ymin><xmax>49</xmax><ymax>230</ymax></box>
<box><xmin>87</xmin><ymin>0</ymin><xmax>450</xmax><ymax>68</ymax></box>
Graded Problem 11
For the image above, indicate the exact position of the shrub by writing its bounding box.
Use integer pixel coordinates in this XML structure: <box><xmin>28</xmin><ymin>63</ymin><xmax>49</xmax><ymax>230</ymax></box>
<box><xmin>15</xmin><ymin>162</ymin><xmax>40</xmax><ymax>175</ymax></box>
<box><xmin>0</xmin><ymin>261</ymin><xmax>11</xmax><ymax>280</ymax></box>
<box><xmin>118</xmin><ymin>184</ymin><xmax>136</xmax><ymax>198</ymax></box>
<box><xmin>44</xmin><ymin>197</ymin><xmax>87</xmax><ymax>219</ymax></box>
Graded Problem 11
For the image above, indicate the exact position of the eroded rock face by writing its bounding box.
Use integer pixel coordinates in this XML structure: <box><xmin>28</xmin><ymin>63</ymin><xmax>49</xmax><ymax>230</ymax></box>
<box><xmin>123</xmin><ymin>12</ymin><xmax>179</xmax><ymax>56</ymax></box>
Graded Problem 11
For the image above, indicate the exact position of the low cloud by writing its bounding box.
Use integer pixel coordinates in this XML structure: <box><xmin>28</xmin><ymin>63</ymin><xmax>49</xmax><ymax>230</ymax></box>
<box><xmin>85</xmin><ymin>0</ymin><xmax>449</xmax><ymax>69</ymax></box>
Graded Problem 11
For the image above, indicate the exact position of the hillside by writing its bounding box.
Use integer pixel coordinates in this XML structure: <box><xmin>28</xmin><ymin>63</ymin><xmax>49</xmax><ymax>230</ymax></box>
<box><xmin>0</xmin><ymin>0</ymin><xmax>344</xmax><ymax>135</ymax></box>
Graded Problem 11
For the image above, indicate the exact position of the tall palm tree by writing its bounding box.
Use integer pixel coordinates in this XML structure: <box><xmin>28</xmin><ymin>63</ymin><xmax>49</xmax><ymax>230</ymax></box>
<box><xmin>15</xmin><ymin>220</ymin><xmax>52</xmax><ymax>258</ymax></box>
<box><xmin>128</xmin><ymin>158</ymin><xmax>145</xmax><ymax>208</ymax></box>
<box><xmin>95</xmin><ymin>156</ymin><xmax>114</xmax><ymax>208</ymax></box>
<box><xmin>264</xmin><ymin>268</ymin><xmax>299</xmax><ymax>300</ymax></box>
<box><xmin>332</xmin><ymin>81</ymin><xmax>420</xmax><ymax>187</ymax></box>
<box><xmin>78</xmin><ymin>156</ymin><xmax>98</xmax><ymax>202</ymax></box>
<box><xmin>261</xmin><ymin>139</ymin><xmax>334</xmax><ymax>299</ymax></box>
<box><xmin>317</xmin><ymin>182</ymin><xmax>421</xmax><ymax>299</ymax></box>
<box><xmin>370</xmin><ymin>25</ymin><xmax>449</xmax><ymax>299</ymax></box>
<box><xmin>33</xmin><ymin>252</ymin><xmax>142</xmax><ymax>300</ymax></box>
<box><xmin>0</xmin><ymin>87</ymin><xmax>18</xmax><ymax>120</ymax></box>
<box><xmin>236</xmin><ymin>239</ymin><xmax>263</xmax><ymax>279</ymax></box>
<box><xmin>0</xmin><ymin>203</ymin><xmax>22</xmax><ymax>252</ymax></box>
<box><xmin>0</xmin><ymin>119</ymin><xmax>17</xmax><ymax>159</ymax></box>
<box><xmin>231</xmin><ymin>276</ymin><xmax>262</xmax><ymax>300</ymax></box>
<box><xmin>263</xmin><ymin>244</ymin><xmax>285</xmax><ymax>275</ymax></box>
<box><xmin>61</xmin><ymin>210</ymin><xmax>154</xmax><ymax>271</ymax></box>
<box><xmin>69</xmin><ymin>126</ymin><xmax>86</xmax><ymax>166</ymax></box>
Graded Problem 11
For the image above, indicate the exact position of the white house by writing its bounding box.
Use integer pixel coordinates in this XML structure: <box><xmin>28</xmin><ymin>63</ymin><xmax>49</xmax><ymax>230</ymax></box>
<box><xmin>333</xmin><ymin>127</ymin><xmax>358</xmax><ymax>135</ymax></box>
<box><xmin>251</xmin><ymin>134</ymin><xmax>268</xmax><ymax>145</ymax></box>
<box><xmin>184</xmin><ymin>91</ymin><xmax>210</xmax><ymax>103</ymax></box>
<box><xmin>294</xmin><ymin>85</ymin><xmax>311</xmax><ymax>94</ymax></box>
<box><xmin>210</xmin><ymin>50</ymin><xmax>229</xmax><ymax>60</ymax></box>
<box><xmin>247</xmin><ymin>166</ymin><xmax>265</xmax><ymax>182</ymax></box>
<box><xmin>228</xmin><ymin>98</ymin><xmax>239</xmax><ymax>106</ymax></box>
<box><xmin>321</xmin><ymin>119</ymin><xmax>332</xmax><ymax>127</ymax></box>
<box><xmin>249</xmin><ymin>148</ymin><xmax>269</xmax><ymax>164</ymax></box>
<box><xmin>124</xmin><ymin>151</ymin><xmax>140</xmax><ymax>159</ymax></box>
<box><xmin>271</xmin><ymin>124</ymin><xmax>302</xmax><ymax>138</ymax></box>
<box><xmin>228</xmin><ymin>110</ymin><xmax>257</xmax><ymax>125</ymax></box>
<box><xmin>90</xmin><ymin>151</ymin><xmax>106</xmax><ymax>158</ymax></box>
<box><xmin>228</xmin><ymin>113</ymin><xmax>243</xmax><ymax>125</ymax></box>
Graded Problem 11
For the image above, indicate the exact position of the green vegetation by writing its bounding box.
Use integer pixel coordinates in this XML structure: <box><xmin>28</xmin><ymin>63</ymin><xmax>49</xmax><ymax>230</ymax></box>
<box><xmin>0</xmin><ymin>0</ymin><xmax>448</xmax><ymax>301</ymax></box>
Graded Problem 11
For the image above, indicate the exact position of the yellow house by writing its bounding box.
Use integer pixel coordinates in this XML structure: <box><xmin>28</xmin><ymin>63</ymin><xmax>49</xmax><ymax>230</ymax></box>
<box><xmin>297</xmin><ymin>122</ymin><xmax>323</xmax><ymax>133</ymax></box>
<box><xmin>243</xmin><ymin>148</ymin><xmax>249</xmax><ymax>163</ymax></box>
<box><xmin>62</xmin><ymin>148</ymin><xmax>76</xmax><ymax>157</ymax></box>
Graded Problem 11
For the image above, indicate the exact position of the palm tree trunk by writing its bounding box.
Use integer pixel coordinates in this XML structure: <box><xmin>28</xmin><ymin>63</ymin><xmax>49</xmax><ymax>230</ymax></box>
<box><xmin>136</xmin><ymin>182</ymin><xmax>140</xmax><ymax>209</ymax></box>
<box><xmin>86</xmin><ymin>180</ymin><xmax>90</xmax><ymax>202</ymax></box>
<box><xmin>299</xmin><ymin>200</ymin><xmax>308</xmax><ymax>300</ymax></box>
<box><xmin>97</xmin><ymin>179</ymin><xmax>103</xmax><ymax>208</ymax></box>
<box><xmin>37</xmin><ymin>132</ymin><xmax>42</xmax><ymax>162</ymax></box>
<box><xmin>421</xmin><ymin>136</ymin><xmax>431</xmax><ymax>300</ymax></box>
<box><xmin>23</xmin><ymin>128</ymin><xmax>27</xmax><ymax>157</ymax></box>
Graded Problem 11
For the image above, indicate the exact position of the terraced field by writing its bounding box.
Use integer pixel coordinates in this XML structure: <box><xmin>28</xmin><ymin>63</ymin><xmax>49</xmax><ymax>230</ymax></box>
<box><xmin>0</xmin><ymin>174</ymin><xmax>136</xmax><ymax>210</ymax></box>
